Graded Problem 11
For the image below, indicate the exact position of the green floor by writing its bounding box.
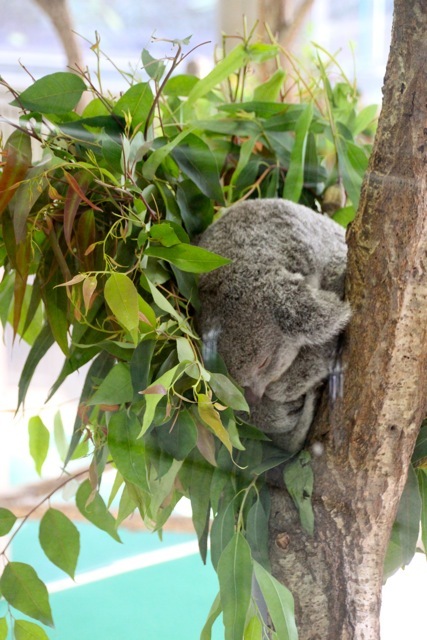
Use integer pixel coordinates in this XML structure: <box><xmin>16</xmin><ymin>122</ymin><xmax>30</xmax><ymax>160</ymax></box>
<box><xmin>2</xmin><ymin>521</ymin><xmax>222</xmax><ymax>639</ymax></box>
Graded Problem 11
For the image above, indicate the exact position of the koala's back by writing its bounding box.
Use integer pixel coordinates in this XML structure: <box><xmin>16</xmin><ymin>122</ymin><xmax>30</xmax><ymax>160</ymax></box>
<box><xmin>198</xmin><ymin>198</ymin><xmax>347</xmax><ymax>292</ymax></box>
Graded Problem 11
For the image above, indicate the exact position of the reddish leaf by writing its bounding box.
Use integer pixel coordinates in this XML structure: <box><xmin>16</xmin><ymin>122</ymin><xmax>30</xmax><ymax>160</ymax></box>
<box><xmin>0</xmin><ymin>131</ymin><xmax>32</xmax><ymax>217</ymax></box>
<box><xmin>82</xmin><ymin>275</ymin><xmax>97</xmax><ymax>312</ymax></box>
<box><xmin>63</xmin><ymin>170</ymin><xmax>93</xmax><ymax>249</ymax></box>
<box><xmin>64</xmin><ymin>171</ymin><xmax>102</xmax><ymax>211</ymax></box>
<box><xmin>195</xmin><ymin>420</ymin><xmax>217</xmax><ymax>467</ymax></box>
<box><xmin>140</xmin><ymin>384</ymin><xmax>167</xmax><ymax>395</ymax></box>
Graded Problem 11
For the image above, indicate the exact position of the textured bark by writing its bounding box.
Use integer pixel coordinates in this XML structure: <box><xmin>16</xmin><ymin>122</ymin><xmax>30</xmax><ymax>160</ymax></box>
<box><xmin>269</xmin><ymin>1</ymin><xmax>427</xmax><ymax>639</ymax></box>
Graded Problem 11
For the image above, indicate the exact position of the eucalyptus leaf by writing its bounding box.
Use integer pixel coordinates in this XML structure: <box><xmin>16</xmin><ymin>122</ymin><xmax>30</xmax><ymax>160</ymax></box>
<box><xmin>39</xmin><ymin>508</ymin><xmax>80</xmax><ymax>579</ymax></box>
<box><xmin>283</xmin><ymin>451</ymin><xmax>314</xmax><ymax>535</ymax></box>
<box><xmin>0</xmin><ymin>618</ymin><xmax>7</xmax><ymax>640</ymax></box>
<box><xmin>283</xmin><ymin>102</ymin><xmax>314</xmax><ymax>202</ymax></box>
<box><xmin>210</xmin><ymin>488</ymin><xmax>237</xmax><ymax>570</ymax></box>
<box><xmin>145</xmin><ymin>242</ymin><xmax>230</xmax><ymax>273</ymax></box>
<box><xmin>209</xmin><ymin>373</ymin><xmax>249</xmax><ymax>412</ymax></box>
<box><xmin>0</xmin><ymin>562</ymin><xmax>53</xmax><ymax>627</ymax></box>
<box><xmin>108</xmin><ymin>411</ymin><xmax>147</xmax><ymax>488</ymax></box>
<box><xmin>113</xmin><ymin>82</ymin><xmax>154</xmax><ymax>129</ymax></box>
<box><xmin>171</xmin><ymin>134</ymin><xmax>224</xmax><ymax>203</ymax></box>
<box><xmin>156</xmin><ymin>410</ymin><xmax>198</xmax><ymax>460</ymax></box>
<box><xmin>0</xmin><ymin>508</ymin><xmax>17</xmax><ymax>536</ymax></box>
<box><xmin>76</xmin><ymin>479</ymin><xmax>121</xmax><ymax>542</ymax></box>
<box><xmin>13</xmin><ymin>72</ymin><xmax>86</xmax><ymax>114</ymax></box>
<box><xmin>105</xmin><ymin>273</ymin><xmax>139</xmax><ymax>336</ymax></box>
<box><xmin>14</xmin><ymin>620</ymin><xmax>49</xmax><ymax>640</ymax></box>
<box><xmin>418</xmin><ymin>469</ymin><xmax>427</xmax><ymax>554</ymax></box>
<box><xmin>200</xmin><ymin>593</ymin><xmax>222</xmax><ymax>640</ymax></box>
<box><xmin>28</xmin><ymin>416</ymin><xmax>49</xmax><ymax>477</ymax></box>
<box><xmin>384</xmin><ymin>464</ymin><xmax>421</xmax><ymax>578</ymax></box>
<box><xmin>217</xmin><ymin>533</ymin><xmax>253</xmax><ymax>640</ymax></box>
<box><xmin>253</xmin><ymin>561</ymin><xmax>297</xmax><ymax>640</ymax></box>
<box><xmin>87</xmin><ymin>362</ymin><xmax>134</xmax><ymax>406</ymax></box>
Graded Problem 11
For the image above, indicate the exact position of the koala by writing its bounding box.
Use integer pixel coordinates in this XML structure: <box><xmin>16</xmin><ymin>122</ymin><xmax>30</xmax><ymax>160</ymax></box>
<box><xmin>197</xmin><ymin>198</ymin><xmax>350</xmax><ymax>453</ymax></box>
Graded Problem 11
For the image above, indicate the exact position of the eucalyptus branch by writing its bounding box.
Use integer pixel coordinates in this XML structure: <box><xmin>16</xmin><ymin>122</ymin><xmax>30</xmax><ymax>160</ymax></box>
<box><xmin>0</xmin><ymin>464</ymin><xmax>113</xmax><ymax>557</ymax></box>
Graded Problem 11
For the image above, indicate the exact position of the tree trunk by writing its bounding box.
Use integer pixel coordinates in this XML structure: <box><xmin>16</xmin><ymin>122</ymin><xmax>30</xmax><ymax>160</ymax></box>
<box><xmin>33</xmin><ymin>0</ymin><xmax>84</xmax><ymax>71</ymax></box>
<box><xmin>269</xmin><ymin>1</ymin><xmax>427</xmax><ymax>639</ymax></box>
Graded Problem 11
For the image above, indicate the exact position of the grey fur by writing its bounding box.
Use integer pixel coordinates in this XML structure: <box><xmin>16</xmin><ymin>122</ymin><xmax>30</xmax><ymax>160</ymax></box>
<box><xmin>197</xmin><ymin>198</ymin><xmax>350</xmax><ymax>453</ymax></box>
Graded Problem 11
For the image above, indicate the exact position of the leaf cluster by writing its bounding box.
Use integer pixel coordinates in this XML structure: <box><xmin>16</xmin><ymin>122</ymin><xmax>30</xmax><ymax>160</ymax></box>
<box><xmin>0</xmin><ymin>35</ymin><xmax>377</xmax><ymax>639</ymax></box>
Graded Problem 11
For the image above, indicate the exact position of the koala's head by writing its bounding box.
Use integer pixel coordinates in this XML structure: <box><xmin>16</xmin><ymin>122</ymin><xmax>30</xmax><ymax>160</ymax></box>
<box><xmin>198</xmin><ymin>263</ymin><xmax>350</xmax><ymax>401</ymax></box>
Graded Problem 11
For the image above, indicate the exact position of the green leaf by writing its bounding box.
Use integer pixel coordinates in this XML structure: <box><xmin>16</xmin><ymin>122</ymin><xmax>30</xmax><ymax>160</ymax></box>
<box><xmin>384</xmin><ymin>464</ymin><xmax>421</xmax><ymax>578</ymax></box>
<box><xmin>156</xmin><ymin>410</ymin><xmax>198</xmax><ymax>460</ymax></box>
<box><xmin>283</xmin><ymin>451</ymin><xmax>314</xmax><ymax>535</ymax></box>
<box><xmin>18</xmin><ymin>324</ymin><xmax>55</xmax><ymax>409</ymax></box>
<box><xmin>352</xmin><ymin>104</ymin><xmax>378</xmax><ymax>136</ymax></box>
<box><xmin>87</xmin><ymin>362</ymin><xmax>134</xmax><ymax>406</ymax></box>
<box><xmin>189</xmin><ymin>457</ymin><xmax>214</xmax><ymax>563</ymax></box>
<box><xmin>141</xmin><ymin>49</ymin><xmax>166</xmax><ymax>81</ymax></box>
<box><xmin>76</xmin><ymin>479</ymin><xmax>121</xmax><ymax>542</ymax></box>
<box><xmin>185</xmin><ymin>44</ymin><xmax>249</xmax><ymax>108</ymax></box>
<box><xmin>253</xmin><ymin>69</ymin><xmax>286</xmax><ymax>102</ymax></box>
<box><xmin>253</xmin><ymin>561</ymin><xmax>297</xmax><ymax>640</ymax></box>
<box><xmin>43</xmin><ymin>268</ymin><xmax>69</xmax><ymax>356</ymax></box>
<box><xmin>412</xmin><ymin>422</ymin><xmax>427</xmax><ymax>468</ymax></box>
<box><xmin>246</xmin><ymin>498</ymin><xmax>270</xmax><ymax>570</ymax></box>
<box><xmin>210</xmin><ymin>488</ymin><xmax>237</xmax><ymax>570</ymax></box>
<box><xmin>149</xmin><ymin>222</ymin><xmax>183</xmax><ymax>247</ymax></box>
<box><xmin>148</xmin><ymin>458</ymin><xmax>182</xmax><ymax>523</ymax></box>
<box><xmin>418</xmin><ymin>469</ymin><xmax>427</xmax><ymax>554</ymax></box>
<box><xmin>142</xmin><ymin>129</ymin><xmax>194</xmax><ymax>181</ymax></box>
<box><xmin>39</xmin><ymin>508</ymin><xmax>80</xmax><ymax>579</ymax></box>
<box><xmin>113</xmin><ymin>82</ymin><xmax>154</xmax><ymax>129</ymax></box>
<box><xmin>332</xmin><ymin>206</ymin><xmax>356</xmax><ymax>227</ymax></box>
<box><xmin>144</xmin><ymin>277</ymin><xmax>195</xmax><ymax>336</ymax></box>
<box><xmin>244</xmin><ymin>616</ymin><xmax>263</xmax><ymax>640</ymax></box>
<box><xmin>247</xmin><ymin>42</ymin><xmax>280</xmax><ymax>63</ymax></box>
<box><xmin>28</xmin><ymin>416</ymin><xmax>50</xmax><ymax>477</ymax></box>
<box><xmin>130</xmin><ymin>339</ymin><xmax>156</xmax><ymax>398</ymax></box>
<box><xmin>171</xmin><ymin>134</ymin><xmax>224</xmax><ymax>203</ymax></box>
<box><xmin>0</xmin><ymin>618</ymin><xmax>7</xmax><ymax>640</ymax></box>
<box><xmin>0</xmin><ymin>562</ymin><xmax>53</xmax><ymax>627</ymax></box>
<box><xmin>65</xmin><ymin>351</ymin><xmax>114</xmax><ymax>464</ymax></box>
<box><xmin>108</xmin><ymin>411</ymin><xmax>148</xmax><ymax>488</ymax></box>
<box><xmin>145</xmin><ymin>242</ymin><xmax>230</xmax><ymax>274</ymax></box>
<box><xmin>14</xmin><ymin>72</ymin><xmax>86</xmax><ymax>114</ymax></box>
<box><xmin>53</xmin><ymin>411</ymin><xmax>68</xmax><ymax>462</ymax></box>
<box><xmin>0</xmin><ymin>508</ymin><xmax>17</xmax><ymax>536</ymax></box>
<box><xmin>209</xmin><ymin>373</ymin><xmax>249</xmax><ymax>412</ymax></box>
<box><xmin>217</xmin><ymin>533</ymin><xmax>253</xmax><ymax>640</ymax></box>
<box><xmin>176</xmin><ymin>179</ymin><xmax>214</xmax><ymax>237</ymax></box>
<box><xmin>14</xmin><ymin>619</ymin><xmax>49</xmax><ymax>640</ymax></box>
<box><xmin>163</xmin><ymin>74</ymin><xmax>199</xmax><ymax>97</ymax></box>
<box><xmin>283</xmin><ymin>102</ymin><xmax>314</xmax><ymax>202</ymax></box>
<box><xmin>337</xmin><ymin>138</ymin><xmax>368</xmax><ymax>208</ymax></box>
<box><xmin>104</xmin><ymin>273</ymin><xmax>139</xmax><ymax>337</ymax></box>
<box><xmin>197</xmin><ymin>394</ymin><xmax>233</xmax><ymax>454</ymax></box>
<box><xmin>139</xmin><ymin>363</ymin><xmax>183</xmax><ymax>436</ymax></box>
<box><xmin>200</xmin><ymin>593</ymin><xmax>222</xmax><ymax>640</ymax></box>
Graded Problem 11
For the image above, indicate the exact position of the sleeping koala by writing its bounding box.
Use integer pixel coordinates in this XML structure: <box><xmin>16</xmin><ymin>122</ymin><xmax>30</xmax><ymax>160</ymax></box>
<box><xmin>197</xmin><ymin>198</ymin><xmax>350</xmax><ymax>453</ymax></box>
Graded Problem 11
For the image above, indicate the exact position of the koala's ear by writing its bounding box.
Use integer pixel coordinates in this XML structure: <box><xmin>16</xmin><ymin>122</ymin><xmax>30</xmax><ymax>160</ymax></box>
<box><xmin>273</xmin><ymin>281</ymin><xmax>351</xmax><ymax>346</ymax></box>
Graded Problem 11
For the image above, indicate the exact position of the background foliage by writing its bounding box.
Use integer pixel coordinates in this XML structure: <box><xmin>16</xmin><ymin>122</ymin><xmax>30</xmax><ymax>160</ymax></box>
<box><xmin>0</xmin><ymin>34</ymin><xmax>423</xmax><ymax>640</ymax></box>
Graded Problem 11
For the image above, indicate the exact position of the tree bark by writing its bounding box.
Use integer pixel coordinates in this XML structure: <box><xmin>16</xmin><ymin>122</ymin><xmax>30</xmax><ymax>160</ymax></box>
<box><xmin>33</xmin><ymin>0</ymin><xmax>84</xmax><ymax>71</ymax></box>
<box><xmin>269</xmin><ymin>1</ymin><xmax>427</xmax><ymax>639</ymax></box>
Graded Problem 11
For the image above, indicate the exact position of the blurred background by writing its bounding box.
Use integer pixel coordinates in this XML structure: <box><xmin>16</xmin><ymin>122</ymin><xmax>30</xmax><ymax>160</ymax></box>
<box><xmin>0</xmin><ymin>1</ymin><xmax>423</xmax><ymax>639</ymax></box>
